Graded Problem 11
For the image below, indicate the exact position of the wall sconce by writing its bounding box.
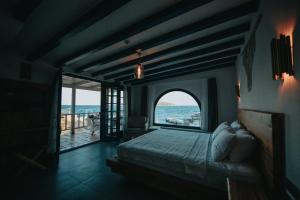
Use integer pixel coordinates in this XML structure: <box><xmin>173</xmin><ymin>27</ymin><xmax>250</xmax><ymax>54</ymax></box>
<box><xmin>270</xmin><ymin>34</ymin><xmax>294</xmax><ymax>80</ymax></box>
<box><xmin>236</xmin><ymin>84</ymin><xmax>240</xmax><ymax>98</ymax></box>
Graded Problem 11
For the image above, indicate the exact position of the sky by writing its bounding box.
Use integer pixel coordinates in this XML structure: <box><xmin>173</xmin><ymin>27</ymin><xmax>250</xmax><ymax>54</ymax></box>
<box><xmin>62</xmin><ymin>88</ymin><xmax>197</xmax><ymax>106</ymax></box>
<box><xmin>61</xmin><ymin>87</ymin><xmax>100</xmax><ymax>105</ymax></box>
<box><xmin>158</xmin><ymin>91</ymin><xmax>198</xmax><ymax>106</ymax></box>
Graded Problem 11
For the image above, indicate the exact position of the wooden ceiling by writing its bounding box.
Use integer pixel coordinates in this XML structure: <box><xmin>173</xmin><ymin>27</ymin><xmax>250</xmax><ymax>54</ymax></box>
<box><xmin>62</xmin><ymin>75</ymin><xmax>101</xmax><ymax>91</ymax></box>
<box><xmin>3</xmin><ymin>0</ymin><xmax>259</xmax><ymax>85</ymax></box>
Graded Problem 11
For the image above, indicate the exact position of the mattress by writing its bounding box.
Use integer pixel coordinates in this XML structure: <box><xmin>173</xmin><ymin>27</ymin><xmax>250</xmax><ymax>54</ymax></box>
<box><xmin>117</xmin><ymin>128</ymin><xmax>261</xmax><ymax>190</ymax></box>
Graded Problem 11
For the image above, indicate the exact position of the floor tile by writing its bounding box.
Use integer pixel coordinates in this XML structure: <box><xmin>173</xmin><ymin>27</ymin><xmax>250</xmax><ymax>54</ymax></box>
<box><xmin>9</xmin><ymin>142</ymin><xmax>179</xmax><ymax>200</ymax></box>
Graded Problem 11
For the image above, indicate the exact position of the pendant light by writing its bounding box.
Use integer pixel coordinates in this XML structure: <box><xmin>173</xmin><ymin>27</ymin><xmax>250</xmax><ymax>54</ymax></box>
<box><xmin>134</xmin><ymin>50</ymin><xmax>144</xmax><ymax>79</ymax></box>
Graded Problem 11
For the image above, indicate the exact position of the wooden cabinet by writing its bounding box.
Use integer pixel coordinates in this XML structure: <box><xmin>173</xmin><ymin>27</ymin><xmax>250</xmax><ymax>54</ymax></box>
<box><xmin>0</xmin><ymin>79</ymin><xmax>52</xmax><ymax>173</ymax></box>
<box><xmin>227</xmin><ymin>178</ymin><xmax>269</xmax><ymax>200</ymax></box>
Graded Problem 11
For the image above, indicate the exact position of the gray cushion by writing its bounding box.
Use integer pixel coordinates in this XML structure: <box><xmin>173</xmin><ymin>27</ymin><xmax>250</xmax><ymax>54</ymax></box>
<box><xmin>230</xmin><ymin>120</ymin><xmax>243</xmax><ymax>130</ymax></box>
<box><xmin>212</xmin><ymin>122</ymin><xmax>230</xmax><ymax>141</ymax></box>
<box><xmin>229</xmin><ymin>129</ymin><xmax>256</xmax><ymax>162</ymax></box>
<box><xmin>211</xmin><ymin>129</ymin><xmax>236</xmax><ymax>161</ymax></box>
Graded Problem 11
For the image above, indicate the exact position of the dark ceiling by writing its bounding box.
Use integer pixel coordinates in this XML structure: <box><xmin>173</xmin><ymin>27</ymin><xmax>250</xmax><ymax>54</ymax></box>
<box><xmin>1</xmin><ymin>0</ymin><xmax>259</xmax><ymax>85</ymax></box>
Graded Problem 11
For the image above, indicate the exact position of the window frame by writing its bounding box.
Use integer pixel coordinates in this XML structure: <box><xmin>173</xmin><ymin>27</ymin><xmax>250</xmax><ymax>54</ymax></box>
<box><xmin>153</xmin><ymin>89</ymin><xmax>202</xmax><ymax>130</ymax></box>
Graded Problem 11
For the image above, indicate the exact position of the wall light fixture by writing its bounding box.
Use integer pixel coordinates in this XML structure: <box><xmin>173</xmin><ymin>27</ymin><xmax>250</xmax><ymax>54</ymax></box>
<box><xmin>270</xmin><ymin>34</ymin><xmax>294</xmax><ymax>80</ymax></box>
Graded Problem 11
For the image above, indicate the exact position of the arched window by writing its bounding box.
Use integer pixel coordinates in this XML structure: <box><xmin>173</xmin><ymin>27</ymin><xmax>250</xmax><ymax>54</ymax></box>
<box><xmin>154</xmin><ymin>90</ymin><xmax>201</xmax><ymax>128</ymax></box>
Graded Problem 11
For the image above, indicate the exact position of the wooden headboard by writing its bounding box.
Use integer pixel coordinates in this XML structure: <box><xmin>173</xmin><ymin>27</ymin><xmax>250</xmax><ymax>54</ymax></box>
<box><xmin>238</xmin><ymin>109</ymin><xmax>285</xmax><ymax>196</ymax></box>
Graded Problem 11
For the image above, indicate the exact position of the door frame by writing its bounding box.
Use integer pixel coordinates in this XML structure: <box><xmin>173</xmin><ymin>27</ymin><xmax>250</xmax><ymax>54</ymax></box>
<box><xmin>56</xmin><ymin>74</ymin><xmax>122</xmax><ymax>143</ymax></box>
<box><xmin>55</xmin><ymin>68</ymin><xmax>62</xmax><ymax>162</ymax></box>
<box><xmin>56</xmin><ymin>73</ymin><xmax>103</xmax><ymax>156</ymax></box>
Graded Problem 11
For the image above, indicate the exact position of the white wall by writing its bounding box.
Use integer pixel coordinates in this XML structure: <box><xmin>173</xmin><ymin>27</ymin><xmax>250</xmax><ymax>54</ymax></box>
<box><xmin>236</xmin><ymin>0</ymin><xmax>300</xmax><ymax>189</ymax></box>
<box><xmin>130</xmin><ymin>85</ymin><xmax>143</xmax><ymax>115</ymax></box>
<box><xmin>131</xmin><ymin>66</ymin><xmax>237</xmax><ymax>130</ymax></box>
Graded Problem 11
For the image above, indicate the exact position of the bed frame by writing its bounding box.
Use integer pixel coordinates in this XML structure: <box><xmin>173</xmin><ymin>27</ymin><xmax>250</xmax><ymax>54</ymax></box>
<box><xmin>107</xmin><ymin>109</ymin><xmax>285</xmax><ymax>199</ymax></box>
<box><xmin>238</xmin><ymin>109</ymin><xmax>285</xmax><ymax>198</ymax></box>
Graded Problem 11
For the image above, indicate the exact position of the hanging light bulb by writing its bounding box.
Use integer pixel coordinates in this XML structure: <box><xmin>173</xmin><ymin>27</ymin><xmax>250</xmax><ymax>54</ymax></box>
<box><xmin>134</xmin><ymin>50</ymin><xmax>144</xmax><ymax>79</ymax></box>
<box><xmin>134</xmin><ymin>63</ymin><xmax>144</xmax><ymax>79</ymax></box>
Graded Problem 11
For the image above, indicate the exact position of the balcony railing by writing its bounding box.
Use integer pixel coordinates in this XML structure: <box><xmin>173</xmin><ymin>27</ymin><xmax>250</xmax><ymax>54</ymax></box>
<box><xmin>60</xmin><ymin>112</ymin><xmax>100</xmax><ymax>131</ymax></box>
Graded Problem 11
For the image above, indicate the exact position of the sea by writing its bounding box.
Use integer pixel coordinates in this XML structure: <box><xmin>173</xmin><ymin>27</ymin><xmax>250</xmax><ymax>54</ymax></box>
<box><xmin>155</xmin><ymin>105</ymin><xmax>201</xmax><ymax>127</ymax></box>
<box><xmin>61</xmin><ymin>105</ymin><xmax>200</xmax><ymax>126</ymax></box>
<box><xmin>61</xmin><ymin>105</ymin><xmax>100</xmax><ymax>114</ymax></box>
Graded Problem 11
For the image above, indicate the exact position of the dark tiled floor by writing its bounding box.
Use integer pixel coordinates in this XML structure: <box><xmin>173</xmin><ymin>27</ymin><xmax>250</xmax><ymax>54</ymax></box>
<box><xmin>7</xmin><ymin>142</ymin><xmax>177</xmax><ymax>200</ymax></box>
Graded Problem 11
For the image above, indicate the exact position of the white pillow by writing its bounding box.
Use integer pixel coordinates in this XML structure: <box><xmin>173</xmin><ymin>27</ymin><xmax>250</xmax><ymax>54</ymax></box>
<box><xmin>212</xmin><ymin>122</ymin><xmax>230</xmax><ymax>141</ymax></box>
<box><xmin>211</xmin><ymin>129</ymin><xmax>236</xmax><ymax>161</ymax></box>
<box><xmin>229</xmin><ymin>129</ymin><xmax>256</xmax><ymax>162</ymax></box>
<box><xmin>230</xmin><ymin>120</ymin><xmax>243</xmax><ymax>130</ymax></box>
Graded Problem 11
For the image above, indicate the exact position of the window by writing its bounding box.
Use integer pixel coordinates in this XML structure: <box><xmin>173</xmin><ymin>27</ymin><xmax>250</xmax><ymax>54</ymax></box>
<box><xmin>154</xmin><ymin>90</ymin><xmax>201</xmax><ymax>128</ymax></box>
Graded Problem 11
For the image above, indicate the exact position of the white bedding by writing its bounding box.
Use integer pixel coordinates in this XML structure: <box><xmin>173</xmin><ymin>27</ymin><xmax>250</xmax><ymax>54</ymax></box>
<box><xmin>118</xmin><ymin>128</ymin><xmax>211</xmax><ymax>177</ymax></box>
<box><xmin>117</xmin><ymin>128</ymin><xmax>261</xmax><ymax>190</ymax></box>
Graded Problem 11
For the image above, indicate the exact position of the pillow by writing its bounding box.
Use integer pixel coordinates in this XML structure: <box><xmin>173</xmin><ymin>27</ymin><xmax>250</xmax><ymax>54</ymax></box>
<box><xmin>211</xmin><ymin>129</ymin><xmax>236</xmax><ymax>161</ymax></box>
<box><xmin>230</xmin><ymin>120</ymin><xmax>243</xmax><ymax>130</ymax></box>
<box><xmin>212</xmin><ymin>122</ymin><xmax>230</xmax><ymax>141</ymax></box>
<box><xmin>229</xmin><ymin>129</ymin><xmax>256</xmax><ymax>162</ymax></box>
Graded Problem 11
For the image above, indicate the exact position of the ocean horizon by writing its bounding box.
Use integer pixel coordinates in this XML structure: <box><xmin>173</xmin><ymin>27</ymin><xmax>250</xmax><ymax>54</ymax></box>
<box><xmin>61</xmin><ymin>105</ymin><xmax>201</xmax><ymax>126</ymax></box>
<box><xmin>61</xmin><ymin>105</ymin><xmax>101</xmax><ymax>114</ymax></box>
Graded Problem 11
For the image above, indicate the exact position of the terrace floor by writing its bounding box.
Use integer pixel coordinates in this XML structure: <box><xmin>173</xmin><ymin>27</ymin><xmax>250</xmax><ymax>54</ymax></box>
<box><xmin>60</xmin><ymin>127</ymin><xmax>100</xmax><ymax>152</ymax></box>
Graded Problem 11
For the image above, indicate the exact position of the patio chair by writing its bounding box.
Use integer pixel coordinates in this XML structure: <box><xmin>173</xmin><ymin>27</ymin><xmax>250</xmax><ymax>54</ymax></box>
<box><xmin>87</xmin><ymin>116</ymin><xmax>95</xmax><ymax>135</ymax></box>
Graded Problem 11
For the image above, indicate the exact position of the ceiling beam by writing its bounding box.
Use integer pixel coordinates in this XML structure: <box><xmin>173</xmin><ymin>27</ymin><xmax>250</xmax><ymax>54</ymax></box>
<box><xmin>62</xmin><ymin>83</ymin><xmax>101</xmax><ymax>91</ymax></box>
<box><xmin>125</xmin><ymin>57</ymin><xmax>236</xmax><ymax>84</ymax></box>
<box><xmin>108</xmin><ymin>38</ymin><xmax>244</xmax><ymax>80</ymax></box>
<box><xmin>63</xmin><ymin>72</ymin><xmax>102</xmax><ymax>83</ymax></box>
<box><xmin>116</xmin><ymin>49</ymin><xmax>240</xmax><ymax>81</ymax></box>
<box><xmin>62</xmin><ymin>77</ymin><xmax>99</xmax><ymax>87</ymax></box>
<box><xmin>92</xmin><ymin>22</ymin><xmax>248</xmax><ymax>77</ymax></box>
<box><xmin>55</xmin><ymin>0</ymin><xmax>213</xmax><ymax>66</ymax></box>
<box><xmin>73</xmin><ymin>79</ymin><xmax>91</xmax><ymax>86</ymax></box>
<box><xmin>126</xmin><ymin>62</ymin><xmax>235</xmax><ymax>85</ymax></box>
<box><xmin>78</xmin><ymin>82</ymin><xmax>99</xmax><ymax>87</ymax></box>
<box><xmin>76</xmin><ymin>0</ymin><xmax>258</xmax><ymax>73</ymax></box>
<box><xmin>75</xmin><ymin>80</ymin><xmax>99</xmax><ymax>87</ymax></box>
<box><xmin>27</xmin><ymin>0</ymin><xmax>131</xmax><ymax>61</ymax></box>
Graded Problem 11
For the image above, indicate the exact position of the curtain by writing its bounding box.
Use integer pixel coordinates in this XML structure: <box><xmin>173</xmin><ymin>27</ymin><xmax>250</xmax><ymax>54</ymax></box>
<box><xmin>141</xmin><ymin>86</ymin><xmax>148</xmax><ymax>116</ymax></box>
<box><xmin>207</xmin><ymin>78</ymin><xmax>218</xmax><ymax>132</ymax></box>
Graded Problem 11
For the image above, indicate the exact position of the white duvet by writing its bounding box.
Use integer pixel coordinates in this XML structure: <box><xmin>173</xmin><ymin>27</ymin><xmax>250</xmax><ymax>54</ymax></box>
<box><xmin>118</xmin><ymin>129</ymin><xmax>211</xmax><ymax>177</ymax></box>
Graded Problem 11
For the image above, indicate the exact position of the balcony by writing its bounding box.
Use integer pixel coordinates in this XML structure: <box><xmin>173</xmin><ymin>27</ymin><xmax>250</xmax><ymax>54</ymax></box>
<box><xmin>60</xmin><ymin>112</ymin><xmax>100</xmax><ymax>152</ymax></box>
<box><xmin>60</xmin><ymin>75</ymin><xmax>101</xmax><ymax>152</ymax></box>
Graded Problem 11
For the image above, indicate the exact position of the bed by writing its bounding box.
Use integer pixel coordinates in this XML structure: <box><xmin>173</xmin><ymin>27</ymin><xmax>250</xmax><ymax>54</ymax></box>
<box><xmin>107</xmin><ymin>109</ymin><xmax>285</xmax><ymax>199</ymax></box>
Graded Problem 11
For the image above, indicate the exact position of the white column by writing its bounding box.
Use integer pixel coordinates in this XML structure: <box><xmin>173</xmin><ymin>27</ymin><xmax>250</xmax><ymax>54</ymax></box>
<box><xmin>71</xmin><ymin>87</ymin><xmax>76</xmax><ymax>134</ymax></box>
